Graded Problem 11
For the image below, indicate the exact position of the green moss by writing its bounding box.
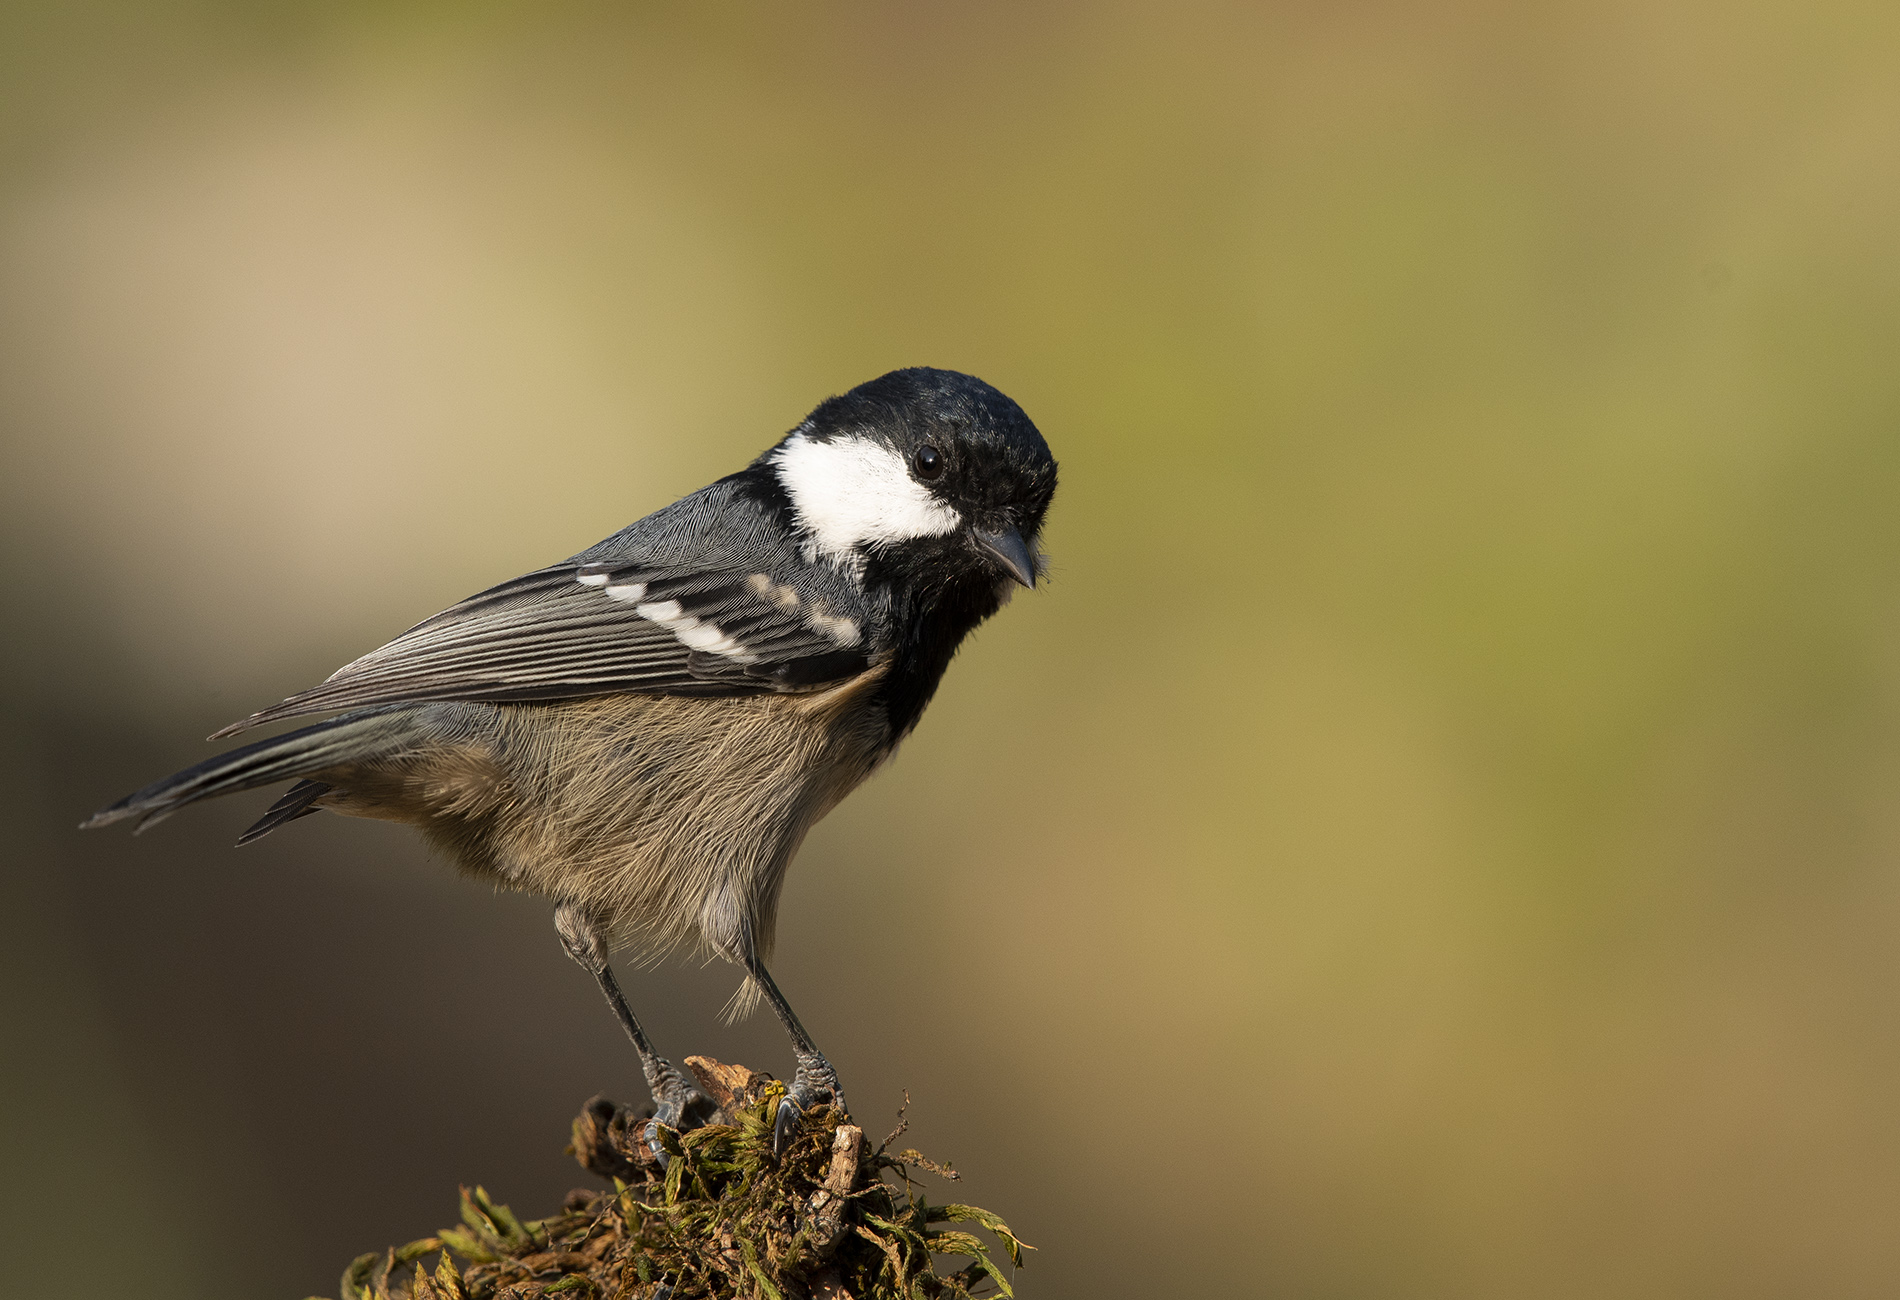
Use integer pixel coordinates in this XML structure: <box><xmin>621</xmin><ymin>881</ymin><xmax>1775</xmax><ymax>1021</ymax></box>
<box><xmin>319</xmin><ymin>1066</ymin><xmax>1026</xmax><ymax>1300</ymax></box>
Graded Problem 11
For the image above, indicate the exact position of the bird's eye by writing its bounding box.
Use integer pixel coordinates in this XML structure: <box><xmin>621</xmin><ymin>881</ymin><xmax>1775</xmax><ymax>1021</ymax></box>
<box><xmin>913</xmin><ymin>445</ymin><xmax>944</xmax><ymax>481</ymax></box>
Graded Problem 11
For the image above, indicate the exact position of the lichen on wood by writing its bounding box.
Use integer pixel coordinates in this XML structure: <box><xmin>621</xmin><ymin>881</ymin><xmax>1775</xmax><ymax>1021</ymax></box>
<box><xmin>316</xmin><ymin>1058</ymin><xmax>1027</xmax><ymax>1300</ymax></box>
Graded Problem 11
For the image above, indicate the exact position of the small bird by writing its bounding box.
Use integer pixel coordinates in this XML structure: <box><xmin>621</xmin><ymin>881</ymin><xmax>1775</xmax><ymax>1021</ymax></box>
<box><xmin>85</xmin><ymin>367</ymin><xmax>1057</xmax><ymax>1153</ymax></box>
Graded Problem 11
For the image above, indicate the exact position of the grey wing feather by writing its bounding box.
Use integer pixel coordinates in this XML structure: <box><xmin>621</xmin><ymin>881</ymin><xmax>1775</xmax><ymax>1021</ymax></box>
<box><xmin>211</xmin><ymin>481</ymin><xmax>876</xmax><ymax>739</ymax></box>
<box><xmin>236</xmin><ymin>779</ymin><xmax>330</xmax><ymax>845</ymax></box>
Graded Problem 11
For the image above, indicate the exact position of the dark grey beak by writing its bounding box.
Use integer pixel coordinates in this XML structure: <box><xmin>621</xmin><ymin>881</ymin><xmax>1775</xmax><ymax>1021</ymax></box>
<box><xmin>974</xmin><ymin>526</ymin><xmax>1037</xmax><ymax>588</ymax></box>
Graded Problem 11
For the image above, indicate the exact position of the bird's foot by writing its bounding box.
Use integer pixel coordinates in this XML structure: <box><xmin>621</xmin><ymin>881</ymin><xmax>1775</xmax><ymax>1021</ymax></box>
<box><xmin>773</xmin><ymin>1049</ymin><xmax>845</xmax><ymax>1157</ymax></box>
<box><xmin>643</xmin><ymin>1059</ymin><xmax>716</xmax><ymax>1167</ymax></box>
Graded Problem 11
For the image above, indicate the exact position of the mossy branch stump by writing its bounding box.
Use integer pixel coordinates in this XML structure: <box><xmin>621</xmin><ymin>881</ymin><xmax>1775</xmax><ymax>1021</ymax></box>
<box><xmin>320</xmin><ymin>1058</ymin><xmax>1027</xmax><ymax>1300</ymax></box>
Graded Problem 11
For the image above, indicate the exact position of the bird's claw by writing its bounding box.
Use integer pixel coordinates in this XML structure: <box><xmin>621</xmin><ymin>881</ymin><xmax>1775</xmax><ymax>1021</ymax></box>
<box><xmin>772</xmin><ymin>1051</ymin><xmax>844</xmax><ymax>1157</ymax></box>
<box><xmin>645</xmin><ymin>1065</ymin><xmax>715</xmax><ymax>1168</ymax></box>
<box><xmin>643</xmin><ymin>1117</ymin><xmax>671</xmax><ymax>1168</ymax></box>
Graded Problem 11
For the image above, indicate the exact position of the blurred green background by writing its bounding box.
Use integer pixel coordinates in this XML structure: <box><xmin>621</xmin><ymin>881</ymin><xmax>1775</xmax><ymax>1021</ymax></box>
<box><xmin>5</xmin><ymin>2</ymin><xmax>1900</xmax><ymax>1296</ymax></box>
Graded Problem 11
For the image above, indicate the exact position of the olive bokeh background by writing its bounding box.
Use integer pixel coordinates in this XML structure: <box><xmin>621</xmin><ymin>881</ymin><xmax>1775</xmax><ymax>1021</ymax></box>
<box><xmin>6</xmin><ymin>4</ymin><xmax>1900</xmax><ymax>1297</ymax></box>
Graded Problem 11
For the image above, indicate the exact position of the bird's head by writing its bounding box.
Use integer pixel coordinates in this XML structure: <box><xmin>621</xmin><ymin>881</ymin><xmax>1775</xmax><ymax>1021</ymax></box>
<box><xmin>763</xmin><ymin>367</ymin><xmax>1058</xmax><ymax>591</ymax></box>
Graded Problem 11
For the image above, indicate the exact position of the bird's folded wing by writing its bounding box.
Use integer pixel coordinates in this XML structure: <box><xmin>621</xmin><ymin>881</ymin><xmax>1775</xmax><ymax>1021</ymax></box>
<box><xmin>210</xmin><ymin>560</ymin><xmax>873</xmax><ymax>739</ymax></box>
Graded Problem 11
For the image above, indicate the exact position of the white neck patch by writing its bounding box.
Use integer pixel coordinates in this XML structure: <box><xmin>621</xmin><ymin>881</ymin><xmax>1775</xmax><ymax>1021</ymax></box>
<box><xmin>770</xmin><ymin>431</ymin><xmax>961</xmax><ymax>562</ymax></box>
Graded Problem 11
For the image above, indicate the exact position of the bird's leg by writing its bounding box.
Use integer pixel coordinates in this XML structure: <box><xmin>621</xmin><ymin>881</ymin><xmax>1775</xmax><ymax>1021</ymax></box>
<box><xmin>555</xmin><ymin>904</ymin><xmax>712</xmax><ymax>1163</ymax></box>
<box><xmin>744</xmin><ymin>956</ymin><xmax>846</xmax><ymax>1155</ymax></box>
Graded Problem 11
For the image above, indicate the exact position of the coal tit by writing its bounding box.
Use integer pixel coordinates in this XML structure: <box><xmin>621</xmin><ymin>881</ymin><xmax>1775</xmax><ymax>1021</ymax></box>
<box><xmin>86</xmin><ymin>366</ymin><xmax>1058</xmax><ymax>1153</ymax></box>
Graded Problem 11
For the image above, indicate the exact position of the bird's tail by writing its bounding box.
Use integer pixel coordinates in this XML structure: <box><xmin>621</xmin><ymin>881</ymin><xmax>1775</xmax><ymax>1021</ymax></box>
<box><xmin>81</xmin><ymin>706</ymin><xmax>420</xmax><ymax>838</ymax></box>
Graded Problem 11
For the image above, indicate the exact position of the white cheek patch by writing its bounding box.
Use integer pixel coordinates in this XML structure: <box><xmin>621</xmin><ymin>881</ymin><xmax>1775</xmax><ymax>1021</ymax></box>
<box><xmin>770</xmin><ymin>431</ymin><xmax>961</xmax><ymax>562</ymax></box>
